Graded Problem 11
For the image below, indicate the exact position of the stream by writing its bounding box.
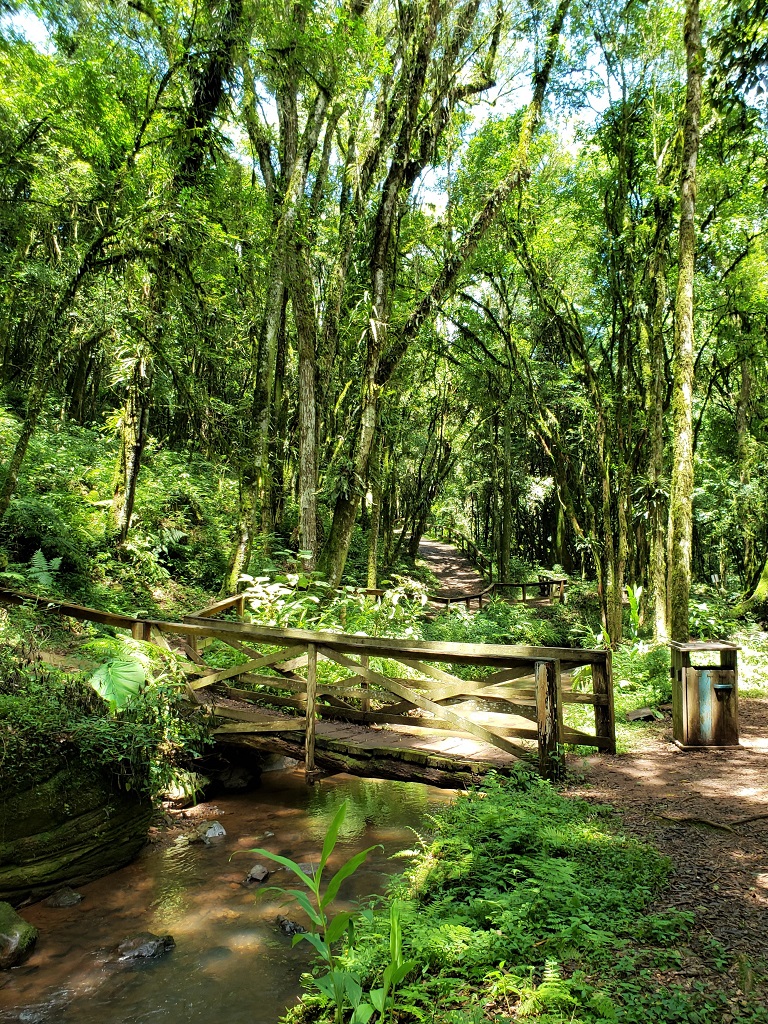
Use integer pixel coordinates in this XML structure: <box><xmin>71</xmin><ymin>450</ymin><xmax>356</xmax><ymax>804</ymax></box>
<box><xmin>0</xmin><ymin>771</ymin><xmax>451</xmax><ymax>1024</ymax></box>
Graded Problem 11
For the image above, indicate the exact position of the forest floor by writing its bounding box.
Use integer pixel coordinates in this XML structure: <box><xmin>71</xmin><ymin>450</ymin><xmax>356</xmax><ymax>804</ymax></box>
<box><xmin>421</xmin><ymin>538</ymin><xmax>768</xmax><ymax>998</ymax></box>
<box><xmin>418</xmin><ymin>538</ymin><xmax>485</xmax><ymax>596</ymax></box>
<box><xmin>567</xmin><ymin>706</ymin><xmax>768</xmax><ymax>974</ymax></box>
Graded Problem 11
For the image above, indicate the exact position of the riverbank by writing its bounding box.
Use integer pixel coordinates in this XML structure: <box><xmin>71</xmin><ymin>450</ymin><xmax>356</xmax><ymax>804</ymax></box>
<box><xmin>0</xmin><ymin>772</ymin><xmax>451</xmax><ymax>1024</ymax></box>
<box><xmin>286</xmin><ymin>766</ymin><xmax>768</xmax><ymax>1024</ymax></box>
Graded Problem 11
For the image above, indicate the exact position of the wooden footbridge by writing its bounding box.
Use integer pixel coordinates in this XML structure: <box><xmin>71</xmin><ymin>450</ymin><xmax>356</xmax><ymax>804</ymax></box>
<box><xmin>1</xmin><ymin>586</ymin><xmax>614</xmax><ymax>785</ymax></box>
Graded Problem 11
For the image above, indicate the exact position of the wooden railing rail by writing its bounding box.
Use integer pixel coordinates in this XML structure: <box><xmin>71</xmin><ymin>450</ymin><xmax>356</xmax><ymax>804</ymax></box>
<box><xmin>0</xmin><ymin>586</ymin><xmax>614</xmax><ymax>781</ymax></box>
<box><xmin>429</xmin><ymin>524</ymin><xmax>567</xmax><ymax>606</ymax></box>
<box><xmin>178</xmin><ymin>617</ymin><xmax>614</xmax><ymax>781</ymax></box>
<box><xmin>431</xmin><ymin>579</ymin><xmax>568</xmax><ymax>610</ymax></box>
<box><xmin>188</xmin><ymin>594</ymin><xmax>246</xmax><ymax>619</ymax></box>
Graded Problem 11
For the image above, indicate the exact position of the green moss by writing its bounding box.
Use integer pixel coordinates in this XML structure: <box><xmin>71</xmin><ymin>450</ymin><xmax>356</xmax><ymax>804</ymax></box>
<box><xmin>0</xmin><ymin>763</ymin><xmax>152</xmax><ymax>906</ymax></box>
<box><xmin>0</xmin><ymin>902</ymin><xmax>38</xmax><ymax>968</ymax></box>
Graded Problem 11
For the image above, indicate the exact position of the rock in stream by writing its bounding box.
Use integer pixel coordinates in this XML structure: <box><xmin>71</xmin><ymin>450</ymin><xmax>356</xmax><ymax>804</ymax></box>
<box><xmin>0</xmin><ymin>902</ymin><xmax>38</xmax><ymax>969</ymax></box>
<box><xmin>117</xmin><ymin>933</ymin><xmax>176</xmax><ymax>960</ymax></box>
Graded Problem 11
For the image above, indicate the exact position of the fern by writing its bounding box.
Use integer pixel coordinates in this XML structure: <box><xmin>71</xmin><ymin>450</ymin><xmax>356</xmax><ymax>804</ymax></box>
<box><xmin>517</xmin><ymin>962</ymin><xmax>576</xmax><ymax>1018</ymax></box>
<box><xmin>27</xmin><ymin>549</ymin><xmax>62</xmax><ymax>591</ymax></box>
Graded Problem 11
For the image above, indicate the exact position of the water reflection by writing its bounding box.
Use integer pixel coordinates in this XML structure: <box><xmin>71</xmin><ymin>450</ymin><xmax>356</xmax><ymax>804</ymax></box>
<box><xmin>0</xmin><ymin>772</ymin><xmax>449</xmax><ymax>1024</ymax></box>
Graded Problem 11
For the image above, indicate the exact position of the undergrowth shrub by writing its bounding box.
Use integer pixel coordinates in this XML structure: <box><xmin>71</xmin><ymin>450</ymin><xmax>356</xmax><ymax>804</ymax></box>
<box><xmin>2</xmin><ymin>493</ymin><xmax>97</xmax><ymax>575</ymax></box>
<box><xmin>424</xmin><ymin>600</ymin><xmax>579</xmax><ymax>648</ymax></box>
<box><xmin>611</xmin><ymin>643</ymin><xmax>671</xmax><ymax>707</ymax></box>
<box><xmin>241</xmin><ymin>566</ymin><xmax>429</xmax><ymax>639</ymax></box>
<box><xmin>0</xmin><ymin>612</ymin><xmax>212</xmax><ymax>798</ymax></box>
<box><xmin>317</xmin><ymin>773</ymin><xmax>749</xmax><ymax>1024</ymax></box>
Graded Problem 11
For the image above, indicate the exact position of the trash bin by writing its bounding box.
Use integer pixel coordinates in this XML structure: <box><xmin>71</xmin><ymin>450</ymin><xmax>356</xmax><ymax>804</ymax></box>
<box><xmin>669</xmin><ymin>641</ymin><xmax>739</xmax><ymax>748</ymax></box>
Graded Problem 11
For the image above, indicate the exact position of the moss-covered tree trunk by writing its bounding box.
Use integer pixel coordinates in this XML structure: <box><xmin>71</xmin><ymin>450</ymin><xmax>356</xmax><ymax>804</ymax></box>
<box><xmin>645</xmin><ymin>167</ymin><xmax>676</xmax><ymax>641</ymax></box>
<box><xmin>667</xmin><ymin>0</ymin><xmax>702</xmax><ymax>642</ymax></box>
<box><xmin>366</xmin><ymin>440</ymin><xmax>382</xmax><ymax>589</ymax></box>
<box><xmin>112</xmin><ymin>357</ymin><xmax>152</xmax><ymax>545</ymax></box>
<box><xmin>291</xmin><ymin>243</ymin><xmax>319</xmax><ymax>570</ymax></box>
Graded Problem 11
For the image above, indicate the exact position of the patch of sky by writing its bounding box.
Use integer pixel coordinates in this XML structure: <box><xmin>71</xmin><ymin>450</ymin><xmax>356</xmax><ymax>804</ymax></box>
<box><xmin>2</xmin><ymin>7</ymin><xmax>53</xmax><ymax>53</ymax></box>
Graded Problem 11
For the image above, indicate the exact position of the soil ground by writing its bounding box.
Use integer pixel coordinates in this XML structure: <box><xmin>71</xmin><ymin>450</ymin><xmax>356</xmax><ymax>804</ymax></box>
<box><xmin>569</xmin><ymin>705</ymin><xmax>768</xmax><ymax>963</ymax></box>
<box><xmin>418</xmin><ymin>538</ymin><xmax>485</xmax><ymax>596</ymax></box>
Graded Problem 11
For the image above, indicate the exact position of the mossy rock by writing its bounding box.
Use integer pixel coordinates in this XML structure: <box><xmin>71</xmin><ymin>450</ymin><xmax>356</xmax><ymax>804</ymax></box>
<box><xmin>0</xmin><ymin>902</ymin><xmax>38</xmax><ymax>968</ymax></box>
<box><xmin>0</xmin><ymin>763</ymin><xmax>152</xmax><ymax>907</ymax></box>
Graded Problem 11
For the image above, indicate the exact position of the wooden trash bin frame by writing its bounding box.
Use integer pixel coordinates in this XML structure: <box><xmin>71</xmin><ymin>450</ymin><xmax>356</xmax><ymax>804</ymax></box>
<box><xmin>670</xmin><ymin>640</ymin><xmax>740</xmax><ymax>749</ymax></box>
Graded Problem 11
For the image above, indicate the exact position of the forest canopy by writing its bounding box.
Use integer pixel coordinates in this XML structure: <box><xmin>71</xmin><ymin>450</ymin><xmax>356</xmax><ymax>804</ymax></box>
<box><xmin>1</xmin><ymin>0</ymin><xmax>767</xmax><ymax>646</ymax></box>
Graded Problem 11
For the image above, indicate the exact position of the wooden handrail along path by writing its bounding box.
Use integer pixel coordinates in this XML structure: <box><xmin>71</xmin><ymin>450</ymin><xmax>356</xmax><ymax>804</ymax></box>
<box><xmin>429</xmin><ymin>527</ymin><xmax>568</xmax><ymax>610</ymax></box>
<box><xmin>0</xmin><ymin>587</ymin><xmax>615</xmax><ymax>782</ymax></box>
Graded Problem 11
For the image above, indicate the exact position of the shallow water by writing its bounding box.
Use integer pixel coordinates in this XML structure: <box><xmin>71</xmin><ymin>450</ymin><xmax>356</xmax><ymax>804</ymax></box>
<box><xmin>0</xmin><ymin>772</ymin><xmax>450</xmax><ymax>1024</ymax></box>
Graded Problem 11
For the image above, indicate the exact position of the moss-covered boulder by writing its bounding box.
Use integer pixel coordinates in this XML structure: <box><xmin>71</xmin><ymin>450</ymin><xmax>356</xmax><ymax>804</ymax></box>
<box><xmin>0</xmin><ymin>763</ymin><xmax>152</xmax><ymax>907</ymax></box>
<box><xmin>0</xmin><ymin>902</ymin><xmax>38</xmax><ymax>968</ymax></box>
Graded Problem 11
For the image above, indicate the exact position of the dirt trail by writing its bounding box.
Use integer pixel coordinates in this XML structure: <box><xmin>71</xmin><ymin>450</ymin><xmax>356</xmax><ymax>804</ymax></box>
<box><xmin>418</xmin><ymin>538</ymin><xmax>484</xmax><ymax>597</ymax></box>
<box><xmin>569</xmin><ymin>700</ymin><xmax>768</xmax><ymax>970</ymax></box>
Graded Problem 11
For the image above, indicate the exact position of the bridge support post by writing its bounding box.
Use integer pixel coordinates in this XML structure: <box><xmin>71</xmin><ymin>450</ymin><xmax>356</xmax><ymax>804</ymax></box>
<box><xmin>131</xmin><ymin>621</ymin><xmax>151</xmax><ymax>642</ymax></box>
<box><xmin>592</xmin><ymin>654</ymin><xmax>616</xmax><ymax>754</ymax></box>
<box><xmin>536</xmin><ymin>659</ymin><xmax>563</xmax><ymax>781</ymax></box>
<box><xmin>305</xmin><ymin>643</ymin><xmax>319</xmax><ymax>783</ymax></box>
<box><xmin>360</xmin><ymin>655</ymin><xmax>370</xmax><ymax>714</ymax></box>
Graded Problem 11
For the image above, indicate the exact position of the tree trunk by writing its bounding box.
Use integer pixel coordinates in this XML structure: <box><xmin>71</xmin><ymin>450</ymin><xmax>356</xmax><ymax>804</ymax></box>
<box><xmin>0</xmin><ymin>379</ymin><xmax>47</xmax><ymax>525</ymax></box>
<box><xmin>648</xmin><ymin>243</ymin><xmax>670</xmax><ymax>642</ymax></box>
<box><xmin>645</xmin><ymin>137</ymin><xmax>677</xmax><ymax>642</ymax></box>
<box><xmin>224</xmin><ymin>473</ymin><xmax>258</xmax><ymax>595</ymax></box>
<box><xmin>500</xmin><ymin>410</ymin><xmax>513</xmax><ymax>581</ymax></box>
<box><xmin>736</xmin><ymin>346</ymin><xmax>756</xmax><ymax>588</ymax></box>
<box><xmin>366</xmin><ymin>443</ymin><xmax>382</xmax><ymax>589</ymax></box>
<box><xmin>668</xmin><ymin>0</ymin><xmax>702</xmax><ymax>643</ymax></box>
<box><xmin>318</xmin><ymin>0</ymin><xmax>572</xmax><ymax>586</ymax></box>
<box><xmin>112</xmin><ymin>359</ymin><xmax>152</xmax><ymax>545</ymax></box>
<box><xmin>291</xmin><ymin>244</ymin><xmax>319</xmax><ymax>569</ymax></box>
<box><xmin>252</xmin><ymin>90</ymin><xmax>329</xmax><ymax>538</ymax></box>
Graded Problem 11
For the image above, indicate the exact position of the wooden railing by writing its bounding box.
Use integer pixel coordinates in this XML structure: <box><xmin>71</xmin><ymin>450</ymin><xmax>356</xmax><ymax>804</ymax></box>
<box><xmin>180</xmin><ymin>616</ymin><xmax>615</xmax><ymax>781</ymax></box>
<box><xmin>431</xmin><ymin>578</ymin><xmax>567</xmax><ymax>610</ymax></box>
<box><xmin>0</xmin><ymin>586</ymin><xmax>614</xmax><ymax>781</ymax></box>
<box><xmin>435</xmin><ymin>525</ymin><xmax>494</xmax><ymax>579</ymax></box>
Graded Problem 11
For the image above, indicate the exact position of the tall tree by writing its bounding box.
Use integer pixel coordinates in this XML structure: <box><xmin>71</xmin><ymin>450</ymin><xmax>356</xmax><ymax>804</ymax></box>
<box><xmin>667</xmin><ymin>0</ymin><xmax>703</xmax><ymax>641</ymax></box>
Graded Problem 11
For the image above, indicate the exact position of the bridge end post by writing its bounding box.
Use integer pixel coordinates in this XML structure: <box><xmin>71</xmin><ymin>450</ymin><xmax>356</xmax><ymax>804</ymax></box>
<box><xmin>305</xmin><ymin>643</ymin><xmax>319</xmax><ymax>783</ymax></box>
<box><xmin>536</xmin><ymin>659</ymin><xmax>564</xmax><ymax>781</ymax></box>
<box><xmin>360</xmin><ymin>654</ymin><xmax>370</xmax><ymax>714</ymax></box>
<box><xmin>131</xmin><ymin>620</ymin><xmax>151</xmax><ymax>642</ymax></box>
<box><xmin>593</xmin><ymin>653</ymin><xmax>616</xmax><ymax>754</ymax></box>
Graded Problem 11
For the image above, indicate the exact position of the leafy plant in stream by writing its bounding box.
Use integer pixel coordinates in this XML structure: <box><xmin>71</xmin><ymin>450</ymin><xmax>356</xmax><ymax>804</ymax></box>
<box><xmin>251</xmin><ymin>801</ymin><xmax>381</xmax><ymax>1024</ymax></box>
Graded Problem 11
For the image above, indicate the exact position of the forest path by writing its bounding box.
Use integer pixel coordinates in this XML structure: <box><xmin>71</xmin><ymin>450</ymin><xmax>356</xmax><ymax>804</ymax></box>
<box><xmin>568</xmin><ymin>700</ymin><xmax>768</xmax><ymax>974</ymax></box>
<box><xmin>418</xmin><ymin>537</ymin><xmax>485</xmax><ymax>598</ymax></box>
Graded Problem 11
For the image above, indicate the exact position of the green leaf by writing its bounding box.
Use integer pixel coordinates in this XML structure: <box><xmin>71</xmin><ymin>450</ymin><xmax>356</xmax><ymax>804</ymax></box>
<box><xmin>344</xmin><ymin>972</ymin><xmax>363</xmax><ymax>1007</ymax></box>
<box><xmin>390</xmin><ymin>900</ymin><xmax>402</xmax><ymax>965</ymax></box>
<box><xmin>325</xmin><ymin>910</ymin><xmax>354</xmax><ymax>945</ymax></box>
<box><xmin>311</xmin><ymin>972</ymin><xmax>336</xmax><ymax>998</ymax></box>
<box><xmin>89</xmin><ymin>658</ymin><xmax>145</xmax><ymax>711</ymax></box>
<box><xmin>391</xmin><ymin>960</ymin><xmax>417</xmax><ymax>985</ymax></box>
<box><xmin>294</xmin><ymin>931</ymin><xmax>329</xmax><ymax>959</ymax></box>
<box><xmin>281</xmin><ymin>889</ymin><xmax>323</xmax><ymax>928</ymax></box>
<box><xmin>350</xmin><ymin>1003</ymin><xmax>375</xmax><ymax>1024</ymax></box>
<box><xmin>321</xmin><ymin>845</ymin><xmax>381</xmax><ymax>909</ymax></box>
<box><xmin>319</xmin><ymin>800</ymin><xmax>348</xmax><ymax>876</ymax></box>
<box><xmin>370</xmin><ymin>988</ymin><xmax>386</xmax><ymax>1012</ymax></box>
<box><xmin>248</xmin><ymin>848</ymin><xmax>317</xmax><ymax>891</ymax></box>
